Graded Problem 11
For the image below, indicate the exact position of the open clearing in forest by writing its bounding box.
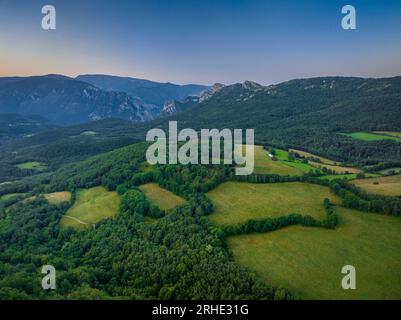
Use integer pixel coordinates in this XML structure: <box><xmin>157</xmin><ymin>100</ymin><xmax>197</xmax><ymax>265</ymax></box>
<box><xmin>228</xmin><ymin>207</ymin><xmax>401</xmax><ymax>300</ymax></box>
<box><xmin>207</xmin><ymin>181</ymin><xmax>340</xmax><ymax>226</ymax></box>
<box><xmin>318</xmin><ymin>173</ymin><xmax>380</xmax><ymax>181</ymax></box>
<box><xmin>378</xmin><ymin>167</ymin><xmax>401</xmax><ymax>175</ymax></box>
<box><xmin>308</xmin><ymin>161</ymin><xmax>361</xmax><ymax>174</ymax></box>
<box><xmin>16</xmin><ymin>161</ymin><xmax>47</xmax><ymax>171</ymax></box>
<box><xmin>0</xmin><ymin>193</ymin><xmax>26</xmax><ymax>206</ymax></box>
<box><xmin>44</xmin><ymin>192</ymin><xmax>72</xmax><ymax>204</ymax></box>
<box><xmin>342</xmin><ymin>132</ymin><xmax>401</xmax><ymax>143</ymax></box>
<box><xmin>139</xmin><ymin>183</ymin><xmax>187</xmax><ymax>211</ymax></box>
<box><xmin>289</xmin><ymin>148</ymin><xmax>338</xmax><ymax>165</ymax></box>
<box><xmin>59</xmin><ymin>186</ymin><xmax>120</xmax><ymax>229</ymax></box>
<box><xmin>287</xmin><ymin>148</ymin><xmax>360</xmax><ymax>173</ymax></box>
<box><xmin>352</xmin><ymin>175</ymin><xmax>401</xmax><ymax>197</ymax></box>
<box><xmin>374</xmin><ymin>131</ymin><xmax>401</xmax><ymax>139</ymax></box>
<box><xmin>251</xmin><ymin>146</ymin><xmax>315</xmax><ymax>176</ymax></box>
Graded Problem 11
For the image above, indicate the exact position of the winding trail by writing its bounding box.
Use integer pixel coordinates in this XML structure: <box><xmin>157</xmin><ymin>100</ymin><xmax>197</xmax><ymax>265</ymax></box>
<box><xmin>63</xmin><ymin>215</ymin><xmax>95</xmax><ymax>228</ymax></box>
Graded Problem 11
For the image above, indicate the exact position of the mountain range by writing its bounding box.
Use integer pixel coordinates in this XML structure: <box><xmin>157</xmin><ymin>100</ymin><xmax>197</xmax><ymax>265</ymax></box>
<box><xmin>76</xmin><ymin>74</ymin><xmax>209</xmax><ymax>110</ymax></box>
<box><xmin>0</xmin><ymin>74</ymin><xmax>209</xmax><ymax>126</ymax></box>
<box><xmin>1</xmin><ymin>75</ymin><xmax>401</xmax><ymax>173</ymax></box>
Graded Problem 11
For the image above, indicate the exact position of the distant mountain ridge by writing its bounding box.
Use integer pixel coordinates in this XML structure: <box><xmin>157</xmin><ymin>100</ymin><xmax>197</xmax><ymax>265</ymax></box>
<box><xmin>0</xmin><ymin>75</ymin><xmax>156</xmax><ymax>125</ymax></box>
<box><xmin>0</xmin><ymin>74</ymin><xmax>209</xmax><ymax>125</ymax></box>
<box><xmin>161</xmin><ymin>83</ymin><xmax>224</xmax><ymax>115</ymax></box>
<box><xmin>1</xmin><ymin>75</ymin><xmax>401</xmax><ymax>171</ymax></box>
<box><xmin>76</xmin><ymin>74</ymin><xmax>209</xmax><ymax>112</ymax></box>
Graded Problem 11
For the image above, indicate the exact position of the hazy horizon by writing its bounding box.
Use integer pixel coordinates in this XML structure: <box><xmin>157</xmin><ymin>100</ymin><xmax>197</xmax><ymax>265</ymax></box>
<box><xmin>1</xmin><ymin>0</ymin><xmax>401</xmax><ymax>85</ymax></box>
<box><xmin>2</xmin><ymin>72</ymin><xmax>401</xmax><ymax>88</ymax></box>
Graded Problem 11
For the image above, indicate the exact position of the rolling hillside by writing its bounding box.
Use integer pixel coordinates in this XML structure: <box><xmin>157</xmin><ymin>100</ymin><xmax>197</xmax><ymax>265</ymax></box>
<box><xmin>167</xmin><ymin>76</ymin><xmax>401</xmax><ymax>164</ymax></box>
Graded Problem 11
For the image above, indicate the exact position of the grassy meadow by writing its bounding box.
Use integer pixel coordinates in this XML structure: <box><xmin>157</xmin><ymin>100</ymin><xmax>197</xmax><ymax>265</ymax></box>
<box><xmin>318</xmin><ymin>173</ymin><xmax>380</xmax><ymax>181</ymax></box>
<box><xmin>379</xmin><ymin>167</ymin><xmax>401</xmax><ymax>175</ymax></box>
<box><xmin>289</xmin><ymin>148</ymin><xmax>338</xmax><ymax>165</ymax></box>
<box><xmin>0</xmin><ymin>193</ymin><xmax>27</xmax><ymax>206</ymax></box>
<box><xmin>16</xmin><ymin>161</ymin><xmax>47</xmax><ymax>171</ymax></box>
<box><xmin>60</xmin><ymin>186</ymin><xmax>120</xmax><ymax>229</ymax></box>
<box><xmin>207</xmin><ymin>181</ymin><xmax>340</xmax><ymax>225</ymax></box>
<box><xmin>252</xmin><ymin>146</ymin><xmax>300</xmax><ymax>176</ymax></box>
<box><xmin>374</xmin><ymin>131</ymin><xmax>401</xmax><ymax>138</ymax></box>
<box><xmin>342</xmin><ymin>132</ymin><xmax>401</xmax><ymax>143</ymax></box>
<box><xmin>352</xmin><ymin>175</ymin><xmax>401</xmax><ymax>197</ymax></box>
<box><xmin>308</xmin><ymin>161</ymin><xmax>361</xmax><ymax>174</ymax></box>
<box><xmin>139</xmin><ymin>183</ymin><xmax>187</xmax><ymax>211</ymax></box>
<box><xmin>44</xmin><ymin>192</ymin><xmax>72</xmax><ymax>204</ymax></box>
<box><xmin>228</xmin><ymin>207</ymin><xmax>401</xmax><ymax>300</ymax></box>
<box><xmin>252</xmin><ymin>146</ymin><xmax>315</xmax><ymax>176</ymax></box>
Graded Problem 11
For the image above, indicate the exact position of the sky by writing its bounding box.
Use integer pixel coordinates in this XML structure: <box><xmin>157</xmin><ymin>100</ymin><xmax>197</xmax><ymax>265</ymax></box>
<box><xmin>0</xmin><ymin>0</ymin><xmax>401</xmax><ymax>85</ymax></box>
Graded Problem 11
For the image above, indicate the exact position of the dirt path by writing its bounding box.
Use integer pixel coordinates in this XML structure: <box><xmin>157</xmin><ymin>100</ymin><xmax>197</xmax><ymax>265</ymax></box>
<box><xmin>63</xmin><ymin>215</ymin><xmax>95</xmax><ymax>228</ymax></box>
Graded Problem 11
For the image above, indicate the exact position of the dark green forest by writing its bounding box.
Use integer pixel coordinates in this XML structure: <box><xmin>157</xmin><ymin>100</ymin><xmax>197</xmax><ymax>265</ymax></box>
<box><xmin>0</xmin><ymin>143</ymin><xmax>292</xmax><ymax>299</ymax></box>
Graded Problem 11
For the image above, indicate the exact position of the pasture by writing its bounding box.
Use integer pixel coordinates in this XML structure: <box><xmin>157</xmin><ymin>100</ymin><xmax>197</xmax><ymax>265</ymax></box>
<box><xmin>342</xmin><ymin>132</ymin><xmax>401</xmax><ymax>143</ymax></box>
<box><xmin>207</xmin><ymin>181</ymin><xmax>340</xmax><ymax>225</ymax></box>
<box><xmin>252</xmin><ymin>146</ymin><xmax>315</xmax><ymax>176</ymax></box>
<box><xmin>44</xmin><ymin>192</ymin><xmax>72</xmax><ymax>204</ymax></box>
<box><xmin>378</xmin><ymin>167</ymin><xmax>401</xmax><ymax>175</ymax></box>
<box><xmin>318</xmin><ymin>173</ymin><xmax>380</xmax><ymax>181</ymax></box>
<box><xmin>228</xmin><ymin>207</ymin><xmax>401</xmax><ymax>300</ymax></box>
<box><xmin>16</xmin><ymin>161</ymin><xmax>47</xmax><ymax>171</ymax></box>
<box><xmin>59</xmin><ymin>186</ymin><xmax>120</xmax><ymax>229</ymax></box>
<box><xmin>139</xmin><ymin>183</ymin><xmax>187</xmax><ymax>211</ymax></box>
<box><xmin>308</xmin><ymin>161</ymin><xmax>361</xmax><ymax>174</ymax></box>
<box><xmin>0</xmin><ymin>193</ymin><xmax>26</xmax><ymax>206</ymax></box>
<box><xmin>289</xmin><ymin>148</ymin><xmax>337</xmax><ymax>165</ymax></box>
<box><xmin>374</xmin><ymin>131</ymin><xmax>401</xmax><ymax>138</ymax></box>
<box><xmin>352</xmin><ymin>175</ymin><xmax>401</xmax><ymax>197</ymax></box>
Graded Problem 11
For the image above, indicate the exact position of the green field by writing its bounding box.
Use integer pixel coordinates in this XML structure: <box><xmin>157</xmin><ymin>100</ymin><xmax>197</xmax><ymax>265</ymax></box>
<box><xmin>289</xmin><ymin>148</ymin><xmax>338</xmax><ymax>165</ymax></box>
<box><xmin>273</xmin><ymin>148</ymin><xmax>319</xmax><ymax>173</ymax></box>
<box><xmin>60</xmin><ymin>187</ymin><xmax>120</xmax><ymax>229</ymax></box>
<box><xmin>342</xmin><ymin>132</ymin><xmax>401</xmax><ymax>143</ymax></box>
<box><xmin>309</xmin><ymin>161</ymin><xmax>361</xmax><ymax>174</ymax></box>
<box><xmin>318</xmin><ymin>173</ymin><xmax>380</xmax><ymax>181</ymax></box>
<box><xmin>374</xmin><ymin>131</ymin><xmax>401</xmax><ymax>138</ymax></box>
<box><xmin>139</xmin><ymin>183</ymin><xmax>187</xmax><ymax>211</ymax></box>
<box><xmin>0</xmin><ymin>193</ymin><xmax>26</xmax><ymax>206</ymax></box>
<box><xmin>207</xmin><ymin>181</ymin><xmax>340</xmax><ymax>225</ymax></box>
<box><xmin>16</xmin><ymin>161</ymin><xmax>47</xmax><ymax>171</ymax></box>
<box><xmin>352</xmin><ymin>175</ymin><xmax>401</xmax><ymax>197</ymax></box>
<box><xmin>378</xmin><ymin>167</ymin><xmax>401</xmax><ymax>175</ymax></box>
<box><xmin>44</xmin><ymin>192</ymin><xmax>72</xmax><ymax>204</ymax></box>
<box><xmin>228</xmin><ymin>207</ymin><xmax>401</xmax><ymax>300</ymax></box>
<box><xmin>252</xmin><ymin>146</ymin><xmax>316</xmax><ymax>176</ymax></box>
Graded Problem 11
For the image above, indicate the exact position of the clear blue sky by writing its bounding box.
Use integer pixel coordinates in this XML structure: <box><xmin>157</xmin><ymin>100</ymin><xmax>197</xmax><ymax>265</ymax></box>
<box><xmin>1</xmin><ymin>0</ymin><xmax>401</xmax><ymax>85</ymax></box>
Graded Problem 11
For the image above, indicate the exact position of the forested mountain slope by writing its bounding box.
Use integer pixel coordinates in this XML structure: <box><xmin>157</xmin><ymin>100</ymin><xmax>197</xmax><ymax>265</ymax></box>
<box><xmin>168</xmin><ymin>77</ymin><xmax>401</xmax><ymax>163</ymax></box>
<box><xmin>0</xmin><ymin>75</ymin><xmax>155</xmax><ymax>125</ymax></box>
<box><xmin>76</xmin><ymin>74</ymin><xmax>208</xmax><ymax>111</ymax></box>
<box><xmin>1</xmin><ymin>76</ymin><xmax>400</xmax><ymax>183</ymax></box>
